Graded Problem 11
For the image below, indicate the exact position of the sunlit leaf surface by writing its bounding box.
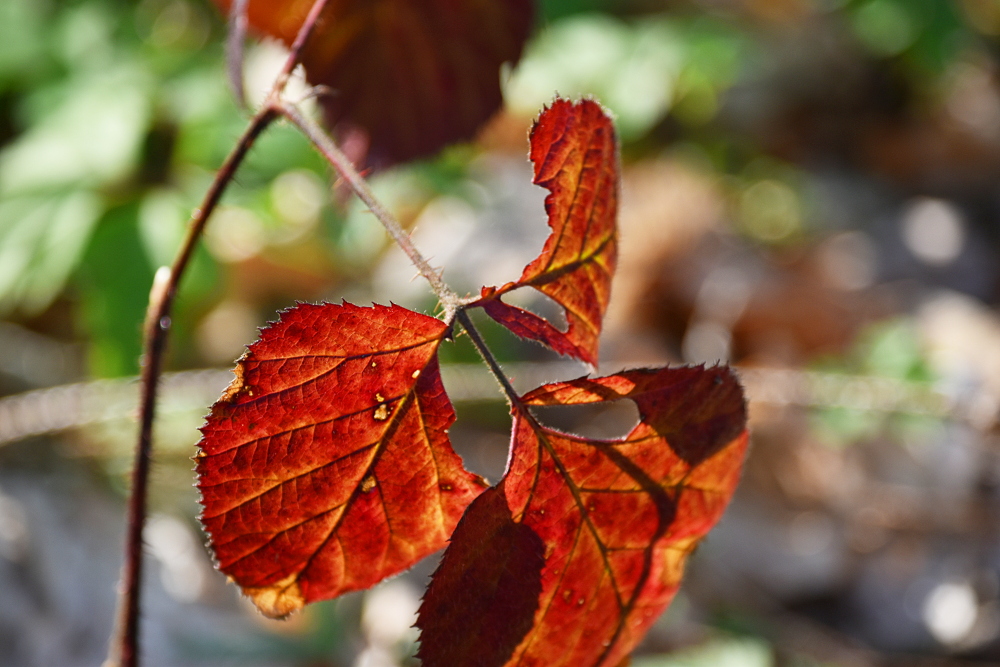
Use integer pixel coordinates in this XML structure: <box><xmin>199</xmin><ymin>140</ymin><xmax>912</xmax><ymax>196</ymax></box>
<box><xmin>197</xmin><ymin>302</ymin><xmax>486</xmax><ymax>617</ymax></box>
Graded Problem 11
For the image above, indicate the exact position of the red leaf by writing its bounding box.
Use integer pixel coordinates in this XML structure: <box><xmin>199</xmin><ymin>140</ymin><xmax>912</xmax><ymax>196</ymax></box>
<box><xmin>212</xmin><ymin>0</ymin><xmax>533</xmax><ymax>163</ymax></box>
<box><xmin>196</xmin><ymin>302</ymin><xmax>486</xmax><ymax>618</ymax></box>
<box><xmin>416</xmin><ymin>486</ymin><xmax>545</xmax><ymax>667</ymax></box>
<box><xmin>475</xmin><ymin>98</ymin><xmax>619</xmax><ymax>366</ymax></box>
<box><xmin>418</xmin><ymin>365</ymin><xmax>748</xmax><ymax>667</ymax></box>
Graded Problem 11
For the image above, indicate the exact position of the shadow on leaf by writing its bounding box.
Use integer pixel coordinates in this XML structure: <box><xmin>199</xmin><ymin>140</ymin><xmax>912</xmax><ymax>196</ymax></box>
<box><xmin>417</xmin><ymin>485</ymin><xmax>545</xmax><ymax>667</ymax></box>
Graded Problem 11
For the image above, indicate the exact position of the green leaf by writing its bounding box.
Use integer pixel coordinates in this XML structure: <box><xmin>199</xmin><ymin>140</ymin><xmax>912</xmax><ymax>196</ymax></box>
<box><xmin>0</xmin><ymin>190</ymin><xmax>102</xmax><ymax>315</ymax></box>
<box><xmin>0</xmin><ymin>1</ymin><xmax>47</xmax><ymax>89</ymax></box>
<box><xmin>0</xmin><ymin>66</ymin><xmax>151</xmax><ymax>194</ymax></box>
<box><xmin>77</xmin><ymin>204</ymin><xmax>155</xmax><ymax>377</ymax></box>
<box><xmin>632</xmin><ymin>637</ymin><xmax>773</xmax><ymax>667</ymax></box>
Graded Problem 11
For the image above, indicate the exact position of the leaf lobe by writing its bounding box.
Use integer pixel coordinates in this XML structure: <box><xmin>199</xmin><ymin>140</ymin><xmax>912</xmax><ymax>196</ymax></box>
<box><xmin>475</xmin><ymin>98</ymin><xmax>619</xmax><ymax>366</ymax></box>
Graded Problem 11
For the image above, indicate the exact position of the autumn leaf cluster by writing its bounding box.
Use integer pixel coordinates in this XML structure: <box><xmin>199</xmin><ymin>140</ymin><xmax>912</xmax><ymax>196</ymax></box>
<box><xmin>194</xmin><ymin>3</ymin><xmax>749</xmax><ymax>666</ymax></box>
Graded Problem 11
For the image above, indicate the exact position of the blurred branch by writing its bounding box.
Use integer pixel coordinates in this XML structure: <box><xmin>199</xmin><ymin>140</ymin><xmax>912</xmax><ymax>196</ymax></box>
<box><xmin>2</xmin><ymin>364</ymin><xmax>992</xmax><ymax>449</ymax></box>
<box><xmin>0</xmin><ymin>370</ymin><xmax>232</xmax><ymax>447</ymax></box>
<box><xmin>0</xmin><ymin>321</ymin><xmax>81</xmax><ymax>388</ymax></box>
<box><xmin>739</xmin><ymin>368</ymin><xmax>954</xmax><ymax>420</ymax></box>
<box><xmin>226</xmin><ymin>0</ymin><xmax>251</xmax><ymax>109</ymax></box>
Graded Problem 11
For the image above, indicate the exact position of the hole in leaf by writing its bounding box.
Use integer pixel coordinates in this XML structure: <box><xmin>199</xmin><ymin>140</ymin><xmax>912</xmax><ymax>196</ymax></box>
<box><xmin>531</xmin><ymin>399</ymin><xmax>640</xmax><ymax>441</ymax></box>
<box><xmin>449</xmin><ymin>420</ymin><xmax>511</xmax><ymax>484</ymax></box>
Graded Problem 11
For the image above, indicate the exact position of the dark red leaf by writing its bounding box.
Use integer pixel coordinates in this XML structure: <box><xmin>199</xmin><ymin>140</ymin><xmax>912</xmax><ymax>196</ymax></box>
<box><xmin>418</xmin><ymin>365</ymin><xmax>748</xmax><ymax>666</ymax></box>
<box><xmin>196</xmin><ymin>302</ymin><xmax>486</xmax><ymax>618</ymax></box>
<box><xmin>474</xmin><ymin>98</ymin><xmax>619</xmax><ymax>366</ymax></box>
<box><xmin>212</xmin><ymin>0</ymin><xmax>533</xmax><ymax>163</ymax></box>
<box><xmin>416</xmin><ymin>485</ymin><xmax>545</xmax><ymax>667</ymax></box>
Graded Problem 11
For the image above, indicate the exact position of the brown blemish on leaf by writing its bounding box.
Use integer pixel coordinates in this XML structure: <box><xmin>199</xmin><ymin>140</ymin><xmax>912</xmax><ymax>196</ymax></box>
<box><xmin>244</xmin><ymin>572</ymin><xmax>304</xmax><ymax>619</ymax></box>
<box><xmin>219</xmin><ymin>363</ymin><xmax>247</xmax><ymax>403</ymax></box>
<box><xmin>373</xmin><ymin>404</ymin><xmax>390</xmax><ymax>421</ymax></box>
<box><xmin>361</xmin><ymin>475</ymin><xmax>377</xmax><ymax>493</ymax></box>
<box><xmin>375</xmin><ymin>393</ymin><xmax>385</xmax><ymax>403</ymax></box>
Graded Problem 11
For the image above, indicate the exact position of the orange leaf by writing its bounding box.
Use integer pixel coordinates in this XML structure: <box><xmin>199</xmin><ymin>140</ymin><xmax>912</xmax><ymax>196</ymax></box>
<box><xmin>213</xmin><ymin>0</ymin><xmax>533</xmax><ymax>163</ymax></box>
<box><xmin>196</xmin><ymin>302</ymin><xmax>486</xmax><ymax>618</ymax></box>
<box><xmin>475</xmin><ymin>98</ymin><xmax>619</xmax><ymax>366</ymax></box>
<box><xmin>417</xmin><ymin>365</ymin><xmax>748</xmax><ymax>666</ymax></box>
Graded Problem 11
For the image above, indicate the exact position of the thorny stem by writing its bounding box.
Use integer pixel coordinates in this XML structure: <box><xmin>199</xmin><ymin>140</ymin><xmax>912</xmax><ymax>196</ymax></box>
<box><xmin>277</xmin><ymin>102</ymin><xmax>464</xmax><ymax>314</ymax></box>
<box><xmin>106</xmin><ymin>2</ymin><xmax>332</xmax><ymax>666</ymax></box>
<box><xmin>274</xmin><ymin>0</ymin><xmax>329</xmax><ymax>91</ymax></box>
<box><xmin>457</xmin><ymin>309</ymin><xmax>523</xmax><ymax>410</ymax></box>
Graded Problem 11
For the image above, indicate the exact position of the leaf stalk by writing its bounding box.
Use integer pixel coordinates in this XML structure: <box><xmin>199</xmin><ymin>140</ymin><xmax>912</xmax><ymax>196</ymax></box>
<box><xmin>456</xmin><ymin>308</ymin><xmax>523</xmax><ymax>410</ymax></box>
<box><xmin>277</xmin><ymin>101</ymin><xmax>462</xmax><ymax>311</ymax></box>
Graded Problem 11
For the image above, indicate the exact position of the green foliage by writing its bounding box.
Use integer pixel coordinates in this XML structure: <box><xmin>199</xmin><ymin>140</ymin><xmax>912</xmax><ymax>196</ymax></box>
<box><xmin>811</xmin><ymin>318</ymin><xmax>939</xmax><ymax>446</ymax></box>
<box><xmin>505</xmin><ymin>13</ymin><xmax>747</xmax><ymax>140</ymax></box>
<box><xmin>632</xmin><ymin>636</ymin><xmax>773</xmax><ymax>667</ymax></box>
<box><xmin>76</xmin><ymin>204</ymin><xmax>155</xmax><ymax>377</ymax></box>
<box><xmin>847</xmin><ymin>0</ymin><xmax>966</xmax><ymax>70</ymax></box>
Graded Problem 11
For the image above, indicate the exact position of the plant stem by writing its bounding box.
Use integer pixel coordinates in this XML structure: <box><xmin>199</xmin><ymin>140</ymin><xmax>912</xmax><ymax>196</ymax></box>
<box><xmin>226</xmin><ymin>0</ymin><xmax>251</xmax><ymax>109</ymax></box>
<box><xmin>277</xmin><ymin>102</ymin><xmax>461</xmax><ymax>311</ymax></box>
<box><xmin>274</xmin><ymin>0</ymin><xmax>329</xmax><ymax>91</ymax></box>
<box><xmin>456</xmin><ymin>309</ymin><xmax>523</xmax><ymax>409</ymax></box>
<box><xmin>104</xmin><ymin>104</ymin><xmax>277</xmax><ymax>667</ymax></box>
<box><xmin>106</xmin><ymin>1</ymin><xmax>334</xmax><ymax>664</ymax></box>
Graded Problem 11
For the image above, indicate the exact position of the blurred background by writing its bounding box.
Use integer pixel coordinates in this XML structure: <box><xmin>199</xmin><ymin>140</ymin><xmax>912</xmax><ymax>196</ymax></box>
<box><xmin>3</xmin><ymin>0</ymin><xmax>1000</xmax><ymax>664</ymax></box>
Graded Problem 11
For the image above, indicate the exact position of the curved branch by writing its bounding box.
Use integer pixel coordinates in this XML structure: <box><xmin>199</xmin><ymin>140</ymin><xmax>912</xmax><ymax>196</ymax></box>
<box><xmin>105</xmin><ymin>2</ymin><xmax>333</xmax><ymax>666</ymax></box>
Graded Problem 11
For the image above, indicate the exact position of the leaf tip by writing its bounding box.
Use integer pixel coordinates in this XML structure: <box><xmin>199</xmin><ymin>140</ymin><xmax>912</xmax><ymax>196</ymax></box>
<box><xmin>244</xmin><ymin>572</ymin><xmax>305</xmax><ymax>619</ymax></box>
